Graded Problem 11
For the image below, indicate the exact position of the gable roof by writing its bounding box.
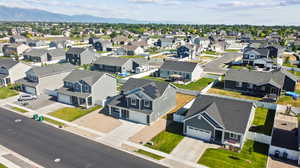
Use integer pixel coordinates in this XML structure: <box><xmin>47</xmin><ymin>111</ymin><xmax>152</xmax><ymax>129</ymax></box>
<box><xmin>225</xmin><ymin>69</ymin><xmax>297</xmax><ymax>89</ymax></box>
<box><xmin>24</xmin><ymin>49</ymin><xmax>48</xmax><ymax>57</ymax></box>
<box><xmin>0</xmin><ymin>58</ymin><xmax>18</xmax><ymax>69</ymax></box>
<box><xmin>185</xmin><ymin>95</ymin><xmax>254</xmax><ymax>134</ymax></box>
<box><xmin>47</xmin><ymin>48</ymin><xmax>66</xmax><ymax>58</ymax></box>
<box><xmin>122</xmin><ymin>78</ymin><xmax>171</xmax><ymax>99</ymax></box>
<box><xmin>66</xmin><ymin>47</ymin><xmax>88</xmax><ymax>54</ymax></box>
<box><xmin>64</xmin><ymin>70</ymin><xmax>107</xmax><ymax>85</ymax></box>
<box><xmin>94</xmin><ymin>56</ymin><xmax>131</xmax><ymax>67</ymax></box>
<box><xmin>29</xmin><ymin>64</ymin><xmax>75</xmax><ymax>78</ymax></box>
<box><xmin>160</xmin><ymin>60</ymin><xmax>199</xmax><ymax>73</ymax></box>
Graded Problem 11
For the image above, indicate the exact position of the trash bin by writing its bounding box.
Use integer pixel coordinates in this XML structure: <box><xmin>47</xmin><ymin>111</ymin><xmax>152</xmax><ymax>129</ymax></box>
<box><xmin>33</xmin><ymin>114</ymin><xmax>39</xmax><ymax>120</ymax></box>
<box><xmin>39</xmin><ymin>116</ymin><xmax>44</xmax><ymax>121</ymax></box>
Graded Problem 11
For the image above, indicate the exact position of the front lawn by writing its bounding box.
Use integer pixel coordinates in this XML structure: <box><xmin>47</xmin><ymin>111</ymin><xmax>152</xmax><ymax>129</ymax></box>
<box><xmin>288</xmin><ymin>70</ymin><xmax>300</xmax><ymax>77</ymax></box>
<box><xmin>198</xmin><ymin>140</ymin><xmax>268</xmax><ymax>168</ymax></box>
<box><xmin>203</xmin><ymin>50</ymin><xmax>218</xmax><ymax>55</ymax></box>
<box><xmin>0</xmin><ymin>163</ymin><xmax>7</xmax><ymax>168</ymax></box>
<box><xmin>0</xmin><ymin>87</ymin><xmax>18</xmax><ymax>99</ymax></box>
<box><xmin>142</xmin><ymin>76</ymin><xmax>166</xmax><ymax>82</ymax></box>
<box><xmin>174</xmin><ymin>78</ymin><xmax>215</xmax><ymax>91</ymax></box>
<box><xmin>49</xmin><ymin>106</ymin><xmax>101</xmax><ymax>122</ymax></box>
<box><xmin>136</xmin><ymin>150</ymin><xmax>165</xmax><ymax>160</ymax></box>
<box><xmin>225</xmin><ymin>49</ymin><xmax>240</xmax><ymax>53</ymax></box>
<box><xmin>145</xmin><ymin>122</ymin><xmax>184</xmax><ymax>154</ymax></box>
<box><xmin>250</xmin><ymin>108</ymin><xmax>275</xmax><ymax>135</ymax></box>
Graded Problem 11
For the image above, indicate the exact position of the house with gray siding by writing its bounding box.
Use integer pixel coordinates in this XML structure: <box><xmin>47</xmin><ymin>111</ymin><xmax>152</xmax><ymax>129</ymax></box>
<box><xmin>57</xmin><ymin>70</ymin><xmax>117</xmax><ymax>108</ymax></box>
<box><xmin>106</xmin><ymin>78</ymin><xmax>176</xmax><ymax>125</ymax></box>
<box><xmin>66</xmin><ymin>47</ymin><xmax>97</xmax><ymax>66</ymax></box>
<box><xmin>224</xmin><ymin>69</ymin><xmax>297</xmax><ymax>97</ymax></box>
<box><xmin>0</xmin><ymin>58</ymin><xmax>31</xmax><ymax>86</ymax></box>
<box><xmin>23</xmin><ymin>49</ymin><xmax>48</xmax><ymax>63</ymax></box>
<box><xmin>159</xmin><ymin>60</ymin><xmax>203</xmax><ymax>82</ymax></box>
<box><xmin>181</xmin><ymin>95</ymin><xmax>255</xmax><ymax>149</ymax></box>
<box><xmin>93</xmin><ymin>57</ymin><xmax>148</xmax><ymax>74</ymax></box>
<box><xmin>17</xmin><ymin>64</ymin><xmax>75</xmax><ymax>95</ymax></box>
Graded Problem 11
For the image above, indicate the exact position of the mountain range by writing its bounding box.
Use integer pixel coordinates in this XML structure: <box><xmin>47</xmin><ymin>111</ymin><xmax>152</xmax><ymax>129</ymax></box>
<box><xmin>0</xmin><ymin>5</ymin><xmax>149</xmax><ymax>24</ymax></box>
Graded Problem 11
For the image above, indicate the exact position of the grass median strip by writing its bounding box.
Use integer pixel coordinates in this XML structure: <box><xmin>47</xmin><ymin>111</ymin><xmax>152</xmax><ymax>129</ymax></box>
<box><xmin>49</xmin><ymin>106</ymin><xmax>101</xmax><ymax>122</ymax></box>
<box><xmin>44</xmin><ymin>117</ymin><xmax>65</xmax><ymax>127</ymax></box>
<box><xmin>136</xmin><ymin>149</ymin><xmax>165</xmax><ymax>160</ymax></box>
<box><xmin>0</xmin><ymin>87</ymin><xmax>18</xmax><ymax>99</ymax></box>
<box><xmin>198</xmin><ymin>140</ymin><xmax>268</xmax><ymax>168</ymax></box>
<box><xmin>11</xmin><ymin>106</ymin><xmax>28</xmax><ymax>113</ymax></box>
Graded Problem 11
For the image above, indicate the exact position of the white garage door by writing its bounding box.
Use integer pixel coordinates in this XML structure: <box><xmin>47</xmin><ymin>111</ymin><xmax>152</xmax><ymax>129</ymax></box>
<box><xmin>25</xmin><ymin>86</ymin><xmax>36</xmax><ymax>95</ymax></box>
<box><xmin>186</xmin><ymin>126</ymin><xmax>211</xmax><ymax>141</ymax></box>
<box><xmin>58</xmin><ymin>94</ymin><xmax>71</xmax><ymax>104</ymax></box>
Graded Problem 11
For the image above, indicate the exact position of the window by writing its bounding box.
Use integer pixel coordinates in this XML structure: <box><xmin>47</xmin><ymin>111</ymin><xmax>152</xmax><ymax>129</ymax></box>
<box><xmin>236</xmin><ymin>82</ymin><xmax>242</xmax><ymax>87</ymax></box>
<box><xmin>131</xmin><ymin>98</ymin><xmax>137</xmax><ymax>105</ymax></box>
<box><xmin>248</xmin><ymin>83</ymin><xmax>253</xmax><ymax>89</ymax></box>
<box><xmin>261</xmin><ymin>86</ymin><xmax>266</xmax><ymax>91</ymax></box>
<box><xmin>229</xmin><ymin>133</ymin><xmax>238</xmax><ymax>140</ymax></box>
<box><xmin>144</xmin><ymin>100</ymin><xmax>150</xmax><ymax>107</ymax></box>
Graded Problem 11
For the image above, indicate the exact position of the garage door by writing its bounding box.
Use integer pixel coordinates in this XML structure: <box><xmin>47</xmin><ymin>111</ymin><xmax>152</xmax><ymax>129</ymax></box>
<box><xmin>186</xmin><ymin>126</ymin><xmax>211</xmax><ymax>141</ymax></box>
<box><xmin>25</xmin><ymin>86</ymin><xmax>36</xmax><ymax>95</ymax></box>
<box><xmin>58</xmin><ymin>94</ymin><xmax>71</xmax><ymax>104</ymax></box>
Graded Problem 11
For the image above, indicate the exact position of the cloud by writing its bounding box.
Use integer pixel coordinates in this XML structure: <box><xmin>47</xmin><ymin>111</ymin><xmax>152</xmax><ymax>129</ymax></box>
<box><xmin>214</xmin><ymin>0</ymin><xmax>300</xmax><ymax>10</ymax></box>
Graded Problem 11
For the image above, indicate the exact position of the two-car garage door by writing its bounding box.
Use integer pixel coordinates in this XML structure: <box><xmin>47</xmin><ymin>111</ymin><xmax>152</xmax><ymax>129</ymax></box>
<box><xmin>186</xmin><ymin>126</ymin><xmax>211</xmax><ymax>141</ymax></box>
<box><xmin>58</xmin><ymin>94</ymin><xmax>71</xmax><ymax>104</ymax></box>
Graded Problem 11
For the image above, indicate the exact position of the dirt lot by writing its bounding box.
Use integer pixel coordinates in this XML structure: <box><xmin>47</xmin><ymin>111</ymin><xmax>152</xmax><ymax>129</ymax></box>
<box><xmin>74</xmin><ymin>110</ymin><xmax>122</xmax><ymax>134</ymax></box>
<box><xmin>283</xmin><ymin>54</ymin><xmax>297</xmax><ymax>61</ymax></box>
<box><xmin>268</xmin><ymin>156</ymin><xmax>299</xmax><ymax>168</ymax></box>
<box><xmin>168</xmin><ymin>93</ymin><xmax>195</xmax><ymax>114</ymax></box>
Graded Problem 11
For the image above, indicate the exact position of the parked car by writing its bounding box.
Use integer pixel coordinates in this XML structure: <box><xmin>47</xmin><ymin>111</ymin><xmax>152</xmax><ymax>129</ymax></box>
<box><xmin>18</xmin><ymin>94</ymin><xmax>37</xmax><ymax>101</ymax></box>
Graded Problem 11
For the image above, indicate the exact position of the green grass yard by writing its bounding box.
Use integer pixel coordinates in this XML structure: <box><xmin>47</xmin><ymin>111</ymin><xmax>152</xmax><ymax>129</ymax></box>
<box><xmin>174</xmin><ymin>78</ymin><xmax>215</xmax><ymax>91</ymax></box>
<box><xmin>0</xmin><ymin>87</ymin><xmax>18</xmax><ymax>99</ymax></box>
<box><xmin>142</xmin><ymin>76</ymin><xmax>166</xmax><ymax>82</ymax></box>
<box><xmin>136</xmin><ymin>150</ymin><xmax>165</xmax><ymax>160</ymax></box>
<box><xmin>44</xmin><ymin>117</ymin><xmax>65</xmax><ymax>127</ymax></box>
<box><xmin>250</xmin><ymin>108</ymin><xmax>275</xmax><ymax>135</ymax></box>
<box><xmin>120</xmin><ymin>55</ymin><xmax>145</xmax><ymax>59</ymax></box>
<box><xmin>0</xmin><ymin>163</ymin><xmax>7</xmax><ymax>168</ymax></box>
<box><xmin>11</xmin><ymin>107</ymin><xmax>28</xmax><ymax>113</ymax></box>
<box><xmin>145</xmin><ymin>131</ymin><xmax>184</xmax><ymax>153</ymax></box>
<box><xmin>288</xmin><ymin>70</ymin><xmax>300</xmax><ymax>77</ymax></box>
<box><xmin>49</xmin><ymin>106</ymin><xmax>101</xmax><ymax>122</ymax></box>
<box><xmin>225</xmin><ymin>49</ymin><xmax>240</xmax><ymax>53</ymax></box>
<box><xmin>198</xmin><ymin>140</ymin><xmax>269</xmax><ymax>168</ymax></box>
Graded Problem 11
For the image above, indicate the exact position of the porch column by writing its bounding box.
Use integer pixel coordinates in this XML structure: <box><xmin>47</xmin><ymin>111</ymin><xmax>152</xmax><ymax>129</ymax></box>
<box><xmin>108</xmin><ymin>106</ymin><xmax>111</xmax><ymax>115</ymax></box>
<box><xmin>85</xmin><ymin>97</ymin><xmax>88</xmax><ymax>109</ymax></box>
<box><xmin>221</xmin><ymin>131</ymin><xmax>225</xmax><ymax>144</ymax></box>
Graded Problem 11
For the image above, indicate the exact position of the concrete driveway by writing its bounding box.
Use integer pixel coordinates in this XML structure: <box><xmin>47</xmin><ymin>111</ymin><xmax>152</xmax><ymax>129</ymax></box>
<box><xmin>74</xmin><ymin>110</ymin><xmax>122</xmax><ymax>134</ymax></box>
<box><xmin>171</xmin><ymin>137</ymin><xmax>219</xmax><ymax>163</ymax></box>
<box><xmin>14</xmin><ymin>94</ymin><xmax>56</xmax><ymax>110</ymax></box>
<box><xmin>268</xmin><ymin>156</ymin><xmax>299</xmax><ymax>168</ymax></box>
<box><xmin>99</xmin><ymin>120</ymin><xmax>145</xmax><ymax>147</ymax></box>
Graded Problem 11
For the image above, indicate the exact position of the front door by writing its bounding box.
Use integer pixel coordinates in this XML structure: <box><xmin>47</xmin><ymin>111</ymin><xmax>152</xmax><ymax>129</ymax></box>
<box><xmin>121</xmin><ymin>109</ymin><xmax>129</xmax><ymax>119</ymax></box>
<box><xmin>214</xmin><ymin>130</ymin><xmax>223</xmax><ymax>143</ymax></box>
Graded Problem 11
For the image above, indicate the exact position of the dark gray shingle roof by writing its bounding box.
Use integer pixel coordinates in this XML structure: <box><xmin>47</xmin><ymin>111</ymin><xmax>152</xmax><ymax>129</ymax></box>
<box><xmin>29</xmin><ymin>64</ymin><xmax>75</xmax><ymax>78</ymax></box>
<box><xmin>66</xmin><ymin>48</ymin><xmax>87</xmax><ymax>54</ymax></box>
<box><xmin>0</xmin><ymin>58</ymin><xmax>18</xmax><ymax>69</ymax></box>
<box><xmin>185</xmin><ymin>95</ymin><xmax>254</xmax><ymax>134</ymax></box>
<box><xmin>64</xmin><ymin>70</ymin><xmax>106</xmax><ymax>85</ymax></box>
<box><xmin>160</xmin><ymin>60</ymin><xmax>199</xmax><ymax>73</ymax></box>
<box><xmin>94</xmin><ymin>57</ymin><xmax>131</xmax><ymax>67</ymax></box>
<box><xmin>24</xmin><ymin>49</ymin><xmax>47</xmax><ymax>57</ymax></box>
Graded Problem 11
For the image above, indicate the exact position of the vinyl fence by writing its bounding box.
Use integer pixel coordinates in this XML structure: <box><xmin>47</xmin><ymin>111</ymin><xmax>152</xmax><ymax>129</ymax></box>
<box><xmin>247</xmin><ymin>131</ymin><xmax>272</xmax><ymax>145</ymax></box>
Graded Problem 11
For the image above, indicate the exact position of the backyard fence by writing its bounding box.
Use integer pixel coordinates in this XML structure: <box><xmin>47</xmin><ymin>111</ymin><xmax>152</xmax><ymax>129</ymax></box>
<box><xmin>247</xmin><ymin>132</ymin><xmax>272</xmax><ymax>145</ymax></box>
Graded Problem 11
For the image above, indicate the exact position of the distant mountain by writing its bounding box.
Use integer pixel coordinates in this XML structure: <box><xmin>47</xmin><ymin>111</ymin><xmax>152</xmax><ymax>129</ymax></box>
<box><xmin>0</xmin><ymin>5</ymin><xmax>147</xmax><ymax>24</ymax></box>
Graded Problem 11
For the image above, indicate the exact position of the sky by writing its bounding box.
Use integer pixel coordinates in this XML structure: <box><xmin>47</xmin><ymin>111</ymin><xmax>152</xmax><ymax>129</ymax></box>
<box><xmin>0</xmin><ymin>0</ymin><xmax>300</xmax><ymax>25</ymax></box>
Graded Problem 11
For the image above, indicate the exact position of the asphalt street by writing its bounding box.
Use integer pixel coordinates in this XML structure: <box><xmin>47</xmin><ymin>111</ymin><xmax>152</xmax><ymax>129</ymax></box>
<box><xmin>203</xmin><ymin>52</ymin><xmax>242</xmax><ymax>74</ymax></box>
<box><xmin>0</xmin><ymin>107</ymin><xmax>166</xmax><ymax>168</ymax></box>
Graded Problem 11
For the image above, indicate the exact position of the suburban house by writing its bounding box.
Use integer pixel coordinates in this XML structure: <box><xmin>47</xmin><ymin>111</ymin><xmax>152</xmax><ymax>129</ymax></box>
<box><xmin>23</xmin><ymin>48</ymin><xmax>66</xmax><ymax>63</ymax></box>
<box><xmin>2</xmin><ymin>43</ymin><xmax>30</xmax><ymax>57</ymax></box>
<box><xmin>57</xmin><ymin>70</ymin><xmax>117</xmax><ymax>108</ymax></box>
<box><xmin>269</xmin><ymin>113</ymin><xmax>300</xmax><ymax>165</ymax></box>
<box><xmin>66</xmin><ymin>47</ymin><xmax>97</xmax><ymax>66</ymax></box>
<box><xmin>0</xmin><ymin>44</ymin><xmax>4</xmax><ymax>56</ymax></box>
<box><xmin>89</xmin><ymin>38</ymin><xmax>113</xmax><ymax>52</ymax></box>
<box><xmin>156</xmin><ymin>38</ymin><xmax>174</xmax><ymax>48</ymax></box>
<box><xmin>159</xmin><ymin>60</ymin><xmax>203</xmax><ymax>82</ymax></box>
<box><xmin>93</xmin><ymin>57</ymin><xmax>148</xmax><ymax>74</ymax></box>
<box><xmin>112</xmin><ymin>36</ymin><xmax>129</xmax><ymax>45</ymax></box>
<box><xmin>224</xmin><ymin>69</ymin><xmax>297</xmax><ymax>97</ymax></box>
<box><xmin>193</xmin><ymin>37</ymin><xmax>210</xmax><ymax>51</ymax></box>
<box><xmin>27</xmin><ymin>40</ymin><xmax>47</xmax><ymax>48</ymax></box>
<box><xmin>178</xmin><ymin>95</ymin><xmax>255</xmax><ymax>149</ymax></box>
<box><xmin>176</xmin><ymin>45</ymin><xmax>195</xmax><ymax>59</ymax></box>
<box><xmin>17</xmin><ymin>64</ymin><xmax>76</xmax><ymax>95</ymax></box>
<box><xmin>9</xmin><ymin>35</ymin><xmax>27</xmax><ymax>44</ymax></box>
<box><xmin>105</xmin><ymin>78</ymin><xmax>177</xmax><ymax>124</ymax></box>
<box><xmin>242</xmin><ymin>46</ymin><xmax>275</xmax><ymax>68</ymax></box>
<box><xmin>0</xmin><ymin>58</ymin><xmax>31</xmax><ymax>86</ymax></box>
<box><xmin>210</xmin><ymin>40</ymin><xmax>226</xmax><ymax>53</ymax></box>
<box><xmin>123</xmin><ymin>45</ymin><xmax>144</xmax><ymax>56</ymax></box>
<box><xmin>49</xmin><ymin>40</ymin><xmax>72</xmax><ymax>49</ymax></box>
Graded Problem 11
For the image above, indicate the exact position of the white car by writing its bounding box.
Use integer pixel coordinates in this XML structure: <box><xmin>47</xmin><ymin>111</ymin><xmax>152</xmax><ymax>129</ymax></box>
<box><xmin>18</xmin><ymin>94</ymin><xmax>37</xmax><ymax>101</ymax></box>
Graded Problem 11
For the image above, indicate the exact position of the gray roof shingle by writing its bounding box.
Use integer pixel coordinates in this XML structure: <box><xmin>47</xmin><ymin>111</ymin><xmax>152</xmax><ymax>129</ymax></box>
<box><xmin>94</xmin><ymin>57</ymin><xmax>131</xmax><ymax>67</ymax></box>
<box><xmin>185</xmin><ymin>95</ymin><xmax>254</xmax><ymax>134</ymax></box>
<box><xmin>24</xmin><ymin>49</ymin><xmax>48</xmax><ymax>57</ymax></box>
<box><xmin>160</xmin><ymin>60</ymin><xmax>199</xmax><ymax>73</ymax></box>
<box><xmin>29</xmin><ymin>64</ymin><xmax>75</xmax><ymax>78</ymax></box>
<box><xmin>64</xmin><ymin>70</ymin><xmax>107</xmax><ymax>85</ymax></box>
<box><xmin>0</xmin><ymin>58</ymin><xmax>18</xmax><ymax>69</ymax></box>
